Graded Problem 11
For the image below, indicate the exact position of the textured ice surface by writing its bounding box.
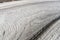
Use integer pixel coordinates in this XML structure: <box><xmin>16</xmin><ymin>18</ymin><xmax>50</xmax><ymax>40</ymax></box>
<box><xmin>0</xmin><ymin>1</ymin><xmax>60</xmax><ymax>40</ymax></box>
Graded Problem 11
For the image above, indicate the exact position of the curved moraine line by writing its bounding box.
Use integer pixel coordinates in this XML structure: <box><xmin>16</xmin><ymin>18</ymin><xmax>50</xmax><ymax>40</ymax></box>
<box><xmin>29</xmin><ymin>15</ymin><xmax>60</xmax><ymax>40</ymax></box>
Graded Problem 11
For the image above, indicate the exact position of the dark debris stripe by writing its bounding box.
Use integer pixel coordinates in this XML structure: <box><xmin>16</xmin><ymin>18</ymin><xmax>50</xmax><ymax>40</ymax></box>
<box><xmin>29</xmin><ymin>16</ymin><xmax>60</xmax><ymax>40</ymax></box>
